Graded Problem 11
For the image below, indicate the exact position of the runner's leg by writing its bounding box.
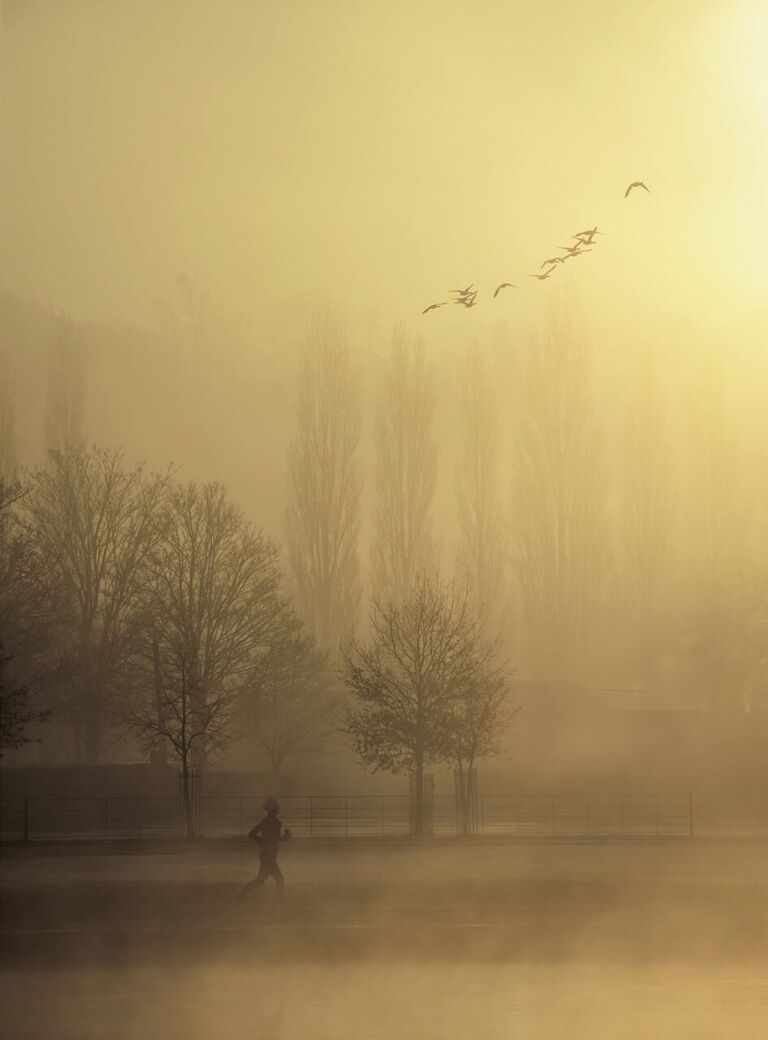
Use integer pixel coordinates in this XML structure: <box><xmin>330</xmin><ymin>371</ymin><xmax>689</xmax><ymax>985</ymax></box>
<box><xmin>269</xmin><ymin>860</ymin><xmax>285</xmax><ymax>903</ymax></box>
<box><xmin>240</xmin><ymin>860</ymin><xmax>270</xmax><ymax>898</ymax></box>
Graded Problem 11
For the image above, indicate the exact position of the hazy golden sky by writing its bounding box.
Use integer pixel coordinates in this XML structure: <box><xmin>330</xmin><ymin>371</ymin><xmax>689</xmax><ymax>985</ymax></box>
<box><xmin>1</xmin><ymin>0</ymin><xmax>767</xmax><ymax>349</ymax></box>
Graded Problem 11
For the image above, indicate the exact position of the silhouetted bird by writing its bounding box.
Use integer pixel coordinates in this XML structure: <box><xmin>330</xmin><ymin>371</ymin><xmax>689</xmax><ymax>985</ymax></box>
<box><xmin>421</xmin><ymin>302</ymin><xmax>448</xmax><ymax>314</ymax></box>
<box><xmin>528</xmin><ymin>268</ymin><xmax>555</xmax><ymax>281</ymax></box>
<box><xmin>573</xmin><ymin>226</ymin><xmax>603</xmax><ymax>243</ymax></box>
<box><xmin>624</xmin><ymin>181</ymin><xmax>650</xmax><ymax>198</ymax></box>
<box><xmin>540</xmin><ymin>257</ymin><xmax>565</xmax><ymax>268</ymax></box>
<box><xmin>455</xmin><ymin>291</ymin><xmax>478</xmax><ymax>307</ymax></box>
<box><xmin>451</xmin><ymin>284</ymin><xmax>475</xmax><ymax>296</ymax></box>
<box><xmin>558</xmin><ymin>244</ymin><xmax>592</xmax><ymax>257</ymax></box>
<box><xmin>493</xmin><ymin>282</ymin><xmax>518</xmax><ymax>298</ymax></box>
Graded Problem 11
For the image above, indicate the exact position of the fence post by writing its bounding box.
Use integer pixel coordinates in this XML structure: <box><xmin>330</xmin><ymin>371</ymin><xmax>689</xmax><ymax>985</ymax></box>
<box><xmin>23</xmin><ymin>796</ymin><xmax>29</xmax><ymax>842</ymax></box>
<box><xmin>688</xmin><ymin>792</ymin><xmax>694</xmax><ymax>838</ymax></box>
<box><xmin>655</xmin><ymin>795</ymin><xmax>660</xmax><ymax>837</ymax></box>
<box><xmin>309</xmin><ymin>795</ymin><xmax>314</xmax><ymax>837</ymax></box>
<box><xmin>585</xmin><ymin>796</ymin><xmax>590</xmax><ymax>837</ymax></box>
<box><xmin>551</xmin><ymin>796</ymin><xmax>555</xmax><ymax>837</ymax></box>
<box><xmin>619</xmin><ymin>796</ymin><xmax>624</xmax><ymax>838</ymax></box>
<box><xmin>344</xmin><ymin>796</ymin><xmax>348</xmax><ymax>837</ymax></box>
<box><xmin>103</xmin><ymin>798</ymin><xmax>109</xmax><ymax>838</ymax></box>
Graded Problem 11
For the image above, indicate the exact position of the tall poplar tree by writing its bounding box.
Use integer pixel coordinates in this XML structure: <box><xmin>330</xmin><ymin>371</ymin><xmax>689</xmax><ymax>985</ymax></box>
<box><xmin>285</xmin><ymin>313</ymin><xmax>361</xmax><ymax>652</ymax></box>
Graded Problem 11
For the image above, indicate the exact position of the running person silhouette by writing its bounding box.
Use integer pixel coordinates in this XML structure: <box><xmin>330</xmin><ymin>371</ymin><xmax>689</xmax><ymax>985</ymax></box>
<box><xmin>241</xmin><ymin>797</ymin><xmax>291</xmax><ymax>903</ymax></box>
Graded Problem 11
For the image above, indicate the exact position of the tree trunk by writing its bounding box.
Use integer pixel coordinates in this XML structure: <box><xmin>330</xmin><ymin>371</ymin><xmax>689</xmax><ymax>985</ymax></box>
<box><xmin>181</xmin><ymin>755</ymin><xmax>194</xmax><ymax>839</ymax></box>
<box><xmin>464</xmin><ymin>760</ymin><xmax>472</xmax><ymax>838</ymax></box>
<box><xmin>190</xmin><ymin>673</ymin><xmax>206</xmax><ymax>770</ymax></box>
<box><xmin>456</xmin><ymin>764</ymin><xmax>467</xmax><ymax>838</ymax></box>
<box><xmin>414</xmin><ymin>735</ymin><xmax>424</xmax><ymax>836</ymax></box>
<box><xmin>455</xmin><ymin>761</ymin><xmax>478</xmax><ymax>838</ymax></box>
<box><xmin>85</xmin><ymin>689</ymin><xmax>101</xmax><ymax>764</ymax></box>
<box><xmin>151</xmin><ymin>639</ymin><xmax>168</xmax><ymax>767</ymax></box>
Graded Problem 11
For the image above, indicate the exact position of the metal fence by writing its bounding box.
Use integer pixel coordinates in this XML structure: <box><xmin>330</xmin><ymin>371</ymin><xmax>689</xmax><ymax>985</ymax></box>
<box><xmin>0</xmin><ymin>792</ymin><xmax>694</xmax><ymax>841</ymax></box>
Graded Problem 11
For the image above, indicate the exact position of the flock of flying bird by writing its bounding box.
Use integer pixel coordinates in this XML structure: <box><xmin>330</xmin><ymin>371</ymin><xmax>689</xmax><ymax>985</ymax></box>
<box><xmin>421</xmin><ymin>180</ymin><xmax>651</xmax><ymax>315</ymax></box>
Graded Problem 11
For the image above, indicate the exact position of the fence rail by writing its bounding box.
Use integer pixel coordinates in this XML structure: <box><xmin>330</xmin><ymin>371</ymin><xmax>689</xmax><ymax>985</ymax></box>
<box><xmin>0</xmin><ymin>793</ymin><xmax>694</xmax><ymax>841</ymax></box>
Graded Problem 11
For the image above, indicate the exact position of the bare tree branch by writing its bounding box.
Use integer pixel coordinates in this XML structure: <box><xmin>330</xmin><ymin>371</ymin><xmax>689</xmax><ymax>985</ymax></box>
<box><xmin>341</xmin><ymin>575</ymin><xmax>510</xmax><ymax>834</ymax></box>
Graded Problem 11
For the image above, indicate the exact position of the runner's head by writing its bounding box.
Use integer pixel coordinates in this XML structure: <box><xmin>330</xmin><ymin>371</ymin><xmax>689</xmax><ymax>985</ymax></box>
<box><xmin>263</xmin><ymin>796</ymin><xmax>280</xmax><ymax>815</ymax></box>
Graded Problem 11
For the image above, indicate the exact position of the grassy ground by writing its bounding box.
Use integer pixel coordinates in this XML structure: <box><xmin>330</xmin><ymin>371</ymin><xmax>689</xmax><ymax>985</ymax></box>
<box><xmin>3</xmin><ymin>836</ymin><xmax>768</xmax><ymax>963</ymax></box>
<box><xmin>4</xmin><ymin>838</ymin><xmax>768</xmax><ymax>1039</ymax></box>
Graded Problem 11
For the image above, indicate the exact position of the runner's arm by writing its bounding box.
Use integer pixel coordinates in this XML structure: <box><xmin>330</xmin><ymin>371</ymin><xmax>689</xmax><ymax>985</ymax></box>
<box><xmin>248</xmin><ymin>816</ymin><xmax>267</xmax><ymax>841</ymax></box>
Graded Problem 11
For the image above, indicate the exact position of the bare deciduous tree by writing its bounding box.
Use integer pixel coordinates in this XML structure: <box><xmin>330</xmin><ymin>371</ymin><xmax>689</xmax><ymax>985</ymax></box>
<box><xmin>443</xmin><ymin>655</ymin><xmax>510</xmax><ymax>777</ymax></box>
<box><xmin>443</xmin><ymin>648</ymin><xmax>511</xmax><ymax>836</ymax></box>
<box><xmin>342</xmin><ymin>576</ymin><xmax>508</xmax><ymax>834</ymax></box>
<box><xmin>511</xmin><ymin>298</ymin><xmax>609</xmax><ymax>681</ymax></box>
<box><xmin>617</xmin><ymin>355</ymin><xmax>677</xmax><ymax>683</ymax></box>
<box><xmin>24</xmin><ymin>447</ymin><xmax>168</xmax><ymax>762</ymax></box>
<box><xmin>371</xmin><ymin>329</ymin><xmax>438</xmax><ymax>605</ymax></box>
<box><xmin>456</xmin><ymin>347</ymin><xmax>506</xmax><ymax>626</ymax></box>
<box><xmin>285</xmin><ymin>313</ymin><xmax>361</xmax><ymax>652</ymax></box>
<box><xmin>0</xmin><ymin>638</ymin><xmax>50</xmax><ymax>758</ymax></box>
<box><xmin>125</xmin><ymin>481</ymin><xmax>287</xmax><ymax>830</ymax></box>
<box><xmin>0</xmin><ymin>380</ymin><xmax>17</xmax><ymax>482</ymax></box>
<box><xmin>126</xmin><ymin>652</ymin><xmax>236</xmax><ymax>837</ymax></box>
<box><xmin>0</xmin><ymin>478</ymin><xmax>54</xmax><ymax>672</ymax></box>
<box><xmin>45</xmin><ymin>315</ymin><xmax>86</xmax><ymax>453</ymax></box>
<box><xmin>621</xmin><ymin>357</ymin><xmax>673</xmax><ymax>610</ymax></box>
<box><xmin>0</xmin><ymin>481</ymin><xmax>46</xmax><ymax>756</ymax></box>
<box><xmin>681</xmin><ymin>355</ymin><xmax>756</xmax><ymax>704</ymax></box>
<box><xmin>246</xmin><ymin>618</ymin><xmax>339</xmax><ymax>776</ymax></box>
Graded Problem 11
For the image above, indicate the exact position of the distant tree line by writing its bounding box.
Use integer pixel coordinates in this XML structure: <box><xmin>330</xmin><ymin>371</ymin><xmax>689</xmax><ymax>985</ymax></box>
<box><xmin>4</xmin><ymin>286</ymin><xmax>761</xmax><ymax>834</ymax></box>
<box><xmin>283</xmin><ymin>298</ymin><xmax>765</xmax><ymax>712</ymax></box>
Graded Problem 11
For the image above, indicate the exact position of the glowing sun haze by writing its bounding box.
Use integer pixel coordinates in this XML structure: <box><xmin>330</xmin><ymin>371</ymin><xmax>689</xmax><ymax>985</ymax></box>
<box><xmin>1</xmin><ymin>0</ymin><xmax>766</xmax><ymax>348</ymax></box>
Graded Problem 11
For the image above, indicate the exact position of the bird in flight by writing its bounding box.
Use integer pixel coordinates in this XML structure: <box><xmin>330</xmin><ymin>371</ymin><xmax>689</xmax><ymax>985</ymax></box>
<box><xmin>558</xmin><ymin>244</ymin><xmax>592</xmax><ymax>257</ymax></box>
<box><xmin>573</xmin><ymin>226</ymin><xmax>603</xmax><ymax>244</ymax></box>
<box><xmin>493</xmin><ymin>282</ymin><xmax>518</xmax><ymax>298</ymax></box>
<box><xmin>570</xmin><ymin>229</ymin><xmax>599</xmax><ymax>247</ymax></box>
<box><xmin>417</xmin><ymin>171</ymin><xmax>654</xmax><ymax>309</ymax></box>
